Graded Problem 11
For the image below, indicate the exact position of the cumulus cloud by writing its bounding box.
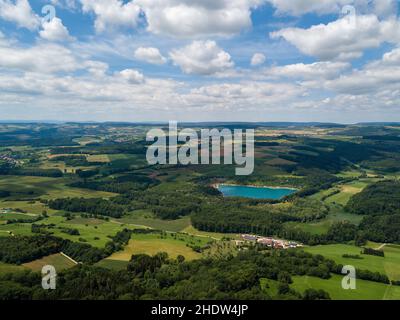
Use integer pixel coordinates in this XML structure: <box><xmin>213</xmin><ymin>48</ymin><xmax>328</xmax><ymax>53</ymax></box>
<box><xmin>134</xmin><ymin>47</ymin><xmax>167</xmax><ymax>65</ymax></box>
<box><xmin>40</xmin><ymin>17</ymin><xmax>74</xmax><ymax>41</ymax></box>
<box><xmin>266</xmin><ymin>61</ymin><xmax>350</xmax><ymax>79</ymax></box>
<box><xmin>326</xmin><ymin>47</ymin><xmax>400</xmax><ymax>95</ymax></box>
<box><xmin>84</xmin><ymin>60</ymin><xmax>109</xmax><ymax>77</ymax></box>
<box><xmin>80</xmin><ymin>0</ymin><xmax>141</xmax><ymax>32</ymax></box>
<box><xmin>170</xmin><ymin>40</ymin><xmax>234</xmax><ymax>75</ymax></box>
<box><xmin>271</xmin><ymin>15</ymin><xmax>400</xmax><ymax>60</ymax></box>
<box><xmin>50</xmin><ymin>0</ymin><xmax>78</xmax><ymax>11</ymax></box>
<box><xmin>267</xmin><ymin>0</ymin><xmax>350</xmax><ymax>15</ymax></box>
<box><xmin>251</xmin><ymin>53</ymin><xmax>266</xmax><ymax>66</ymax></box>
<box><xmin>267</xmin><ymin>0</ymin><xmax>398</xmax><ymax>17</ymax></box>
<box><xmin>382</xmin><ymin>47</ymin><xmax>400</xmax><ymax>65</ymax></box>
<box><xmin>119</xmin><ymin>69</ymin><xmax>145</xmax><ymax>84</ymax></box>
<box><xmin>0</xmin><ymin>43</ymin><xmax>81</xmax><ymax>73</ymax></box>
<box><xmin>0</xmin><ymin>0</ymin><xmax>40</xmax><ymax>30</ymax></box>
<box><xmin>136</xmin><ymin>0</ymin><xmax>264</xmax><ymax>37</ymax></box>
<box><xmin>1</xmin><ymin>0</ymin><xmax>399</xmax><ymax>121</ymax></box>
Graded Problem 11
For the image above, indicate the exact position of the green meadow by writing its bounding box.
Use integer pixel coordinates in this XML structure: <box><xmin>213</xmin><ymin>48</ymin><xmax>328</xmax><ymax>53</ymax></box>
<box><xmin>0</xmin><ymin>176</ymin><xmax>116</xmax><ymax>201</ymax></box>
<box><xmin>0</xmin><ymin>262</ymin><xmax>27</xmax><ymax>275</ymax></box>
<box><xmin>119</xmin><ymin>211</ymin><xmax>191</xmax><ymax>232</ymax></box>
<box><xmin>108</xmin><ymin>232</ymin><xmax>213</xmax><ymax>262</ymax></box>
<box><xmin>291</xmin><ymin>275</ymin><xmax>400</xmax><ymax>300</ymax></box>
<box><xmin>22</xmin><ymin>253</ymin><xmax>76</xmax><ymax>272</ymax></box>
<box><xmin>303</xmin><ymin>244</ymin><xmax>400</xmax><ymax>281</ymax></box>
<box><xmin>95</xmin><ymin>259</ymin><xmax>129</xmax><ymax>271</ymax></box>
<box><xmin>0</xmin><ymin>215</ymin><xmax>134</xmax><ymax>248</ymax></box>
<box><xmin>310</xmin><ymin>180</ymin><xmax>369</xmax><ymax>206</ymax></box>
<box><xmin>0</xmin><ymin>213</ymin><xmax>37</xmax><ymax>221</ymax></box>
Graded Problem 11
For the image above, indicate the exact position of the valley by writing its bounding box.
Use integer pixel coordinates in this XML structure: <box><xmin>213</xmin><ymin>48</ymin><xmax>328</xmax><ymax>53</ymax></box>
<box><xmin>0</xmin><ymin>122</ymin><xmax>399</xmax><ymax>300</ymax></box>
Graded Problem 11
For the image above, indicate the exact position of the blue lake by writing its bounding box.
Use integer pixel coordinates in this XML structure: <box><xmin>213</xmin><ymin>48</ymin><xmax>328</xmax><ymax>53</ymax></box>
<box><xmin>217</xmin><ymin>185</ymin><xmax>296</xmax><ymax>200</ymax></box>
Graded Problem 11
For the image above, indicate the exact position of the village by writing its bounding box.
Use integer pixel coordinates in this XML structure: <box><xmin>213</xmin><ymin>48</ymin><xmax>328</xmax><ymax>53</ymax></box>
<box><xmin>236</xmin><ymin>234</ymin><xmax>303</xmax><ymax>250</ymax></box>
<box><xmin>0</xmin><ymin>153</ymin><xmax>20</xmax><ymax>166</ymax></box>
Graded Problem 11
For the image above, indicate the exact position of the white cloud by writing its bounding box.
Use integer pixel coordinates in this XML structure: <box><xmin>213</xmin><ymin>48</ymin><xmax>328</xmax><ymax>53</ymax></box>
<box><xmin>326</xmin><ymin>48</ymin><xmax>400</xmax><ymax>95</ymax></box>
<box><xmin>119</xmin><ymin>69</ymin><xmax>145</xmax><ymax>84</ymax></box>
<box><xmin>0</xmin><ymin>43</ymin><xmax>80</xmax><ymax>73</ymax></box>
<box><xmin>185</xmin><ymin>81</ymin><xmax>307</xmax><ymax>112</ymax></box>
<box><xmin>271</xmin><ymin>15</ymin><xmax>400</xmax><ymax>60</ymax></box>
<box><xmin>0</xmin><ymin>0</ymin><xmax>40</xmax><ymax>30</ymax></box>
<box><xmin>170</xmin><ymin>40</ymin><xmax>234</xmax><ymax>75</ymax></box>
<box><xmin>50</xmin><ymin>0</ymin><xmax>78</xmax><ymax>11</ymax></box>
<box><xmin>251</xmin><ymin>53</ymin><xmax>266</xmax><ymax>66</ymax></box>
<box><xmin>40</xmin><ymin>17</ymin><xmax>74</xmax><ymax>41</ymax></box>
<box><xmin>134</xmin><ymin>47</ymin><xmax>167</xmax><ymax>65</ymax></box>
<box><xmin>267</xmin><ymin>0</ymin><xmax>398</xmax><ymax>17</ymax></box>
<box><xmin>136</xmin><ymin>0</ymin><xmax>264</xmax><ymax>37</ymax></box>
<box><xmin>84</xmin><ymin>60</ymin><xmax>109</xmax><ymax>77</ymax></box>
<box><xmin>266</xmin><ymin>61</ymin><xmax>350</xmax><ymax>79</ymax></box>
<box><xmin>80</xmin><ymin>0</ymin><xmax>141</xmax><ymax>32</ymax></box>
<box><xmin>382</xmin><ymin>47</ymin><xmax>400</xmax><ymax>64</ymax></box>
<box><xmin>373</xmin><ymin>0</ymin><xmax>398</xmax><ymax>18</ymax></box>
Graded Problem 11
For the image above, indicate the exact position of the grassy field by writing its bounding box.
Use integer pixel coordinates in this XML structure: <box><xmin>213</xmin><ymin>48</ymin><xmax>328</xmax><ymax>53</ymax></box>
<box><xmin>323</xmin><ymin>204</ymin><xmax>364</xmax><ymax>225</ymax></box>
<box><xmin>87</xmin><ymin>154</ymin><xmax>110</xmax><ymax>163</ymax></box>
<box><xmin>0</xmin><ymin>212</ymin><xmax>38</xmax><ymax>221</ymax></box>
<box><xmin>119</xmin><ymin>211</ymin><xmax>191</xmax><ymax>232</ymax></box>
<box><xmin>0</xmin><ymin>176</ymin><xmax>116</xmax><ymax>200</ymax></box>
<box><xmin>39</xmin><ymin>160</ymin><xmax>94</xmax><ymax>174</ymax></box>
<box><xmin>73</xmin><ymin>136</ymin><xmax>103</xmax><ymax>146</ymax></box>
<box><xmin>182</xmin><ymin>225</ymin><xmax>240</xmax><ymax>240</ymax></box>
<box><xmin>22</xmin><ymin>253</ymin><xmax>77</xmax><ymax>272</ymax></box>
<box><xmin>286</xmin><ymin>203</ymin><xmax>364</xmax><ymax>236</ymax></box>
<box><xmin>311</xmin><ymin>180</ymin><xmax>369</xmax><ymax>206</ymax></box>
<box><xmin>285</xmin><ymin>220</ymin><xmax>331</xmax><ymax>235</ymax></box>
<box><xmin>303</xmin><ymin>244</ymin><xmax>400</xmax><ymax>281</ymax></box>
<box><xmin>326</xmin><ymin>181</ymin><xmax>369</xmax><ymax>205</ymax></box>
<box><xmin>0</xmin><ymin>215</ymin><xmax>135</xmax><ymax>248</ymax></box>
<box><xmin>0</xmin><ymin>262</ymin><xmax>27</xmax><ymax>275</ymax></box>
<box><xmin>260</xmin><ymin>278</ymin><xmax>280</xmax><ymax>297</ymax></box>
<box><xmin>0</xmin><ymin>200</ymin><xmax>58</xmax><ymax>216</ymax></box>
<box><xmin>44</xmin><ymin>216</ymin><xmax>140</xmax><ymax>248</ymax></box>
<box><xmin>291</xmin><ymin>274</ymin><xmax>400</xmax><ymax>300</ymax></box>
<box><xmin>119</xmin><ymin>212</ymin><xmax>239</xmax><ymax>240</ymax></box>
<box><xmin>108</xmin><ymin>232</ymin><xmax>212</xmax><ymax>261</ymax></box>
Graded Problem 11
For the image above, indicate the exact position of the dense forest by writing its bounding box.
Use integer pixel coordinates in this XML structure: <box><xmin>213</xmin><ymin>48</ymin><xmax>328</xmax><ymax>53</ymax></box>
<box><xmin>0</xmin><ymin>246</ymin><xmax>394</xmax><ymax>300</ymax></box>
<box><xmin>346</xmin><ymin>181</ymin><xmax>400</xmax><ymax>215</ymax></box>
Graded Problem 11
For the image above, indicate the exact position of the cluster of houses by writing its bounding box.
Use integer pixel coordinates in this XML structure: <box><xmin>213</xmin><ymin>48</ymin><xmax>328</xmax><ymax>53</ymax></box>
<box><xmin>0</xmin><ymin>154</ymin><xmax>19</xmax><ymax>166</ymax></box>
<box><xmin>236</xmin><ymin>234</ymin><xmax>302</xmax><ymax>250</ymax></box>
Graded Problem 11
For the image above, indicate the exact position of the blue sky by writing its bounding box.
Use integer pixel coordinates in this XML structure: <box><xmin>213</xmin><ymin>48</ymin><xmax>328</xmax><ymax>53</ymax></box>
<box><xmin>0</xmin><ymin>0</ymin><xmax>399</xmax><ymax>122</ymax></box>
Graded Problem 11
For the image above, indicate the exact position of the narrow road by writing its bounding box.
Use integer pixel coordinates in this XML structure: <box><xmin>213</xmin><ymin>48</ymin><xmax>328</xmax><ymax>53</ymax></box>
<box><xmin>376</xmin><ymin>243</ymin><xmax>387</xmax><ymax>250</ymax></box>
<box><xmin>60</xmin><ymin>252</ymin><xmax>79</xmax><ymax>265</ymax></box>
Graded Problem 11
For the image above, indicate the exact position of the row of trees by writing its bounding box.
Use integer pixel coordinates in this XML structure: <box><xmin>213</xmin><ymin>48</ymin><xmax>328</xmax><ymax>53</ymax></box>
<box><xmin>0</xmin><ymin>249</ymin><xmax>336</xmax><ymax>300</ymax></box>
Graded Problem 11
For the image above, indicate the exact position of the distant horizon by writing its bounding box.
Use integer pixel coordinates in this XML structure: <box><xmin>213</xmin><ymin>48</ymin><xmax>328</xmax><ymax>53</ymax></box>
<box><xmin>1</xmin><ymin>120</ymin><xmax>400</xmax><ymax>126</ymax></box>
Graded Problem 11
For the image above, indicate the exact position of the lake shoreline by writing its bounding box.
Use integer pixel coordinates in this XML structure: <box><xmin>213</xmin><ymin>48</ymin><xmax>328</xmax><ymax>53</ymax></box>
<box><xmin>212</xmin><ymin>183</ymin><xmax>298</xmax><ymax>200</ymax></box>
<box><xmin>212</xmin><ymin>183</ymin><xmax>298</xmax><ymax>191</ymax></box>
